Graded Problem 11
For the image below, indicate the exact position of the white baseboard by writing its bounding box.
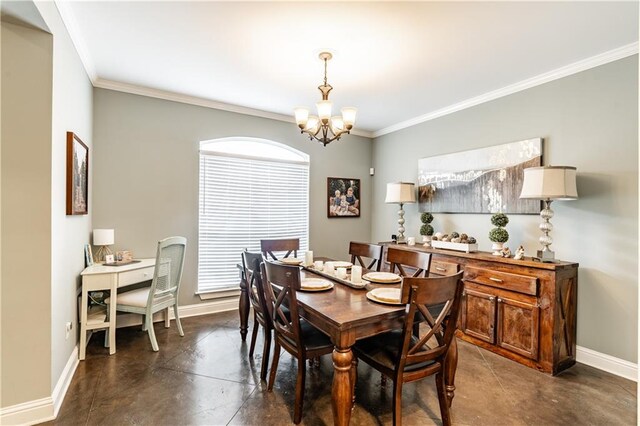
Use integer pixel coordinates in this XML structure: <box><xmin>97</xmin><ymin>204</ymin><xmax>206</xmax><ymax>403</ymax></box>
<box><xmin>576</xmin><ymin>345</ymin><xmax>638</xmax><ymax>382</ymax></box>
<box><xmin>0</xmin><ymin>397</ymin><xmax>54</xmax><ymax>425</ymax></box>
<box><xmin>0</xmin><ymin>300</ymin><xmax>238</xmax><ymax>425</ymax></box>
<box><xmin>52</xmin><ymin>346</ymin><xmax>79</xmax><ymax>416</ymax></box>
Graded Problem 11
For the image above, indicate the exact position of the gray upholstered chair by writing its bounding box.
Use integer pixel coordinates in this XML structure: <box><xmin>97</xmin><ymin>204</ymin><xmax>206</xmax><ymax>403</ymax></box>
<box><xmin>105</xmin><ymin>236</ymin><xmax>187</xmax><ymax>351</ymax></box>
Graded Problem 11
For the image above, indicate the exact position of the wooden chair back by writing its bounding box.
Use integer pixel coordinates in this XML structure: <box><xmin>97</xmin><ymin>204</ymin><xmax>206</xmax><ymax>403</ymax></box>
<box><xmin>387</xmin><ymin>247</ymin><xmax>432</xmax><ymax>277</ymax></box>
<box><xmin>349</xmin><ymin>242</ymin><xmax>384</xmax><ymax>271</ymax></box>
<box><xmin>398</xmin><ymin>272</ymin><xmax>464</xmax><ymax>370</ymax></box>
<box><xmin>241</xmin><ymin>250</ymin><xmax>271</xmax><ymax>329</ymax></box>
<box><xmin>260</xmin><ymin>238</ymin><xmax>299</xmax><ymax>261</ymax></box>
<box><xmin>262</xmin><ymin>260</ymin><xmax>304</xmax><ymax>352</ymax></box>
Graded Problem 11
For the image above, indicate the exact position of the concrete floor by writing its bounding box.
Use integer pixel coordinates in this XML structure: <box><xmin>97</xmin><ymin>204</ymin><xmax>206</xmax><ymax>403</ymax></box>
<box><xmin>48</xmin><ymin>311</ymin><xmax>636</xmax><ymax>425</ymax></box>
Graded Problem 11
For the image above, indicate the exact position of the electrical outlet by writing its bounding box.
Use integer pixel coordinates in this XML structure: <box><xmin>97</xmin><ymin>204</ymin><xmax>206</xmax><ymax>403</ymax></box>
<box><xmin>65</xmin><ymin>322</ymin><xmax>73</xmax><ymax>340</ymax></box>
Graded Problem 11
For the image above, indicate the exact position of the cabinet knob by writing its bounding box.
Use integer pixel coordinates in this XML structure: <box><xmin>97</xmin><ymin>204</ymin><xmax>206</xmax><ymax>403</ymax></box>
<box><xmin>497</xmin><ymin>298</ymin><xmax>503</xmax><ymax>303</ymax></box>
<box><xmin>489</xmin><ymin>296</ymin><xmax>495</xmax><ymax>301</ymax></box>
<box><xmin>489</xmin><ymin>277</ymin><xmax>503</xmax><ymax>283</ymax></box>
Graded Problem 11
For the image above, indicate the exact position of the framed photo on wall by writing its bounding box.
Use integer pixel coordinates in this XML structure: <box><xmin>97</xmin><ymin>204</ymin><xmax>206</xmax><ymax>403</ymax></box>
<box><xmin>66</xmin><ymin>132</ymin><xmax>89</xmax><ymax>215</ymax></box>
<box><xmin>327</xmin><ymin>177</ymin><xmax>360</xmax><ymax>218</ymax></box>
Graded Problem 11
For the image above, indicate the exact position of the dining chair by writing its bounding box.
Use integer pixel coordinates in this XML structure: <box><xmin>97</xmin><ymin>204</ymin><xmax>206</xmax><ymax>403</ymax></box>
<box><xmin>262</xmin><ymin>260</ymin><xmax>333</xmax><ymax>424</ymax></box>
<box><xmin>260</xmin><ymin>238</ymin><xmax>299</xmax><ymax>261</ymax></box>
<box><xmin>241</xmin><ymin>250</ymin><xmax>272</xmax><ymax>381</ymax></box>
<box><xmin>349</xmin><ymin>241</ymin><xmax>384</xmax><ymax>271</ymax></box>
<box><xmin>353</xmin><ymin>272</ymin><xmax>464</xmax><ymax>426</ymax></box>
<box><xmin>105</xmin><ymin>236</ymin><xmax>187</xmax><ymax>351</ymax></box>
<box><xmin>387</xmin><ymin>246</ymin><xmax>432</xmax><ymax>277</ymax></box>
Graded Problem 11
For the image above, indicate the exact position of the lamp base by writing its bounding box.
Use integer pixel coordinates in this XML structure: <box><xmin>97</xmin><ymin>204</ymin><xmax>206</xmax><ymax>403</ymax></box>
<box><xmin>535</xmin><ymin>249</ymin><xmax>556</xmax><ymax>263</ymax></box>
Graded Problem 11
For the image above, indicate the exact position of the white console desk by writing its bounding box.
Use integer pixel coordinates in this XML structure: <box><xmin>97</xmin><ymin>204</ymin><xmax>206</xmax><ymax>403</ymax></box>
<box><xmin>79</xmin><ymin>259</ymin><xmax>156</xmax><ymax>360</ymax></box>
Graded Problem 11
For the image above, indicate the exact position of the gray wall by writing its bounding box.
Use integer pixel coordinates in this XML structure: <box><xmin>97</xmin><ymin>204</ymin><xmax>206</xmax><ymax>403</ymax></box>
<box><xmin>371</xmin><ymin>56</ymin><xmax>638</xmax><ymax>363</ymax></box>
<box><xmin>1</xmin><ymin>20</ymin><xmax>53</xmax><ymax>407</ymax></box>
<box><xmin>36</xmin><ymin>1</ymin><xmax>94</xmax><ymax>390</ymax></box>
<box><xmin>92</xmin><ymin>88</ymin><xmax>373</xmax><ymax>306</ymax></box>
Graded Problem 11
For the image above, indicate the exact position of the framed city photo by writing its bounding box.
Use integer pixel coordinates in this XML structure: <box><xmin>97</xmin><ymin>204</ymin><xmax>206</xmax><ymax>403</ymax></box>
<box><xmin>327</xmin><ymin>177</ymin><xmax>360</xmax><ymax>218</ymax></box>
<box><xmin>66</xmin><ymin>132</ymin><xmax>89</xmax><ymax>215</ymax></box>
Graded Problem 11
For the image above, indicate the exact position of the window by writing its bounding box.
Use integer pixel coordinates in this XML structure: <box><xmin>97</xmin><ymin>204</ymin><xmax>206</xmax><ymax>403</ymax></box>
<box><xmin>198</xmin><ymin>137</ymin><xmax>309</xmax><ymax>293</ymax></box>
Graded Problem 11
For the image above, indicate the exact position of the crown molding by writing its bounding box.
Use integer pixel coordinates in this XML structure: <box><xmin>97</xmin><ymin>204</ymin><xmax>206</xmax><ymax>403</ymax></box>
<box><xmin>53</xmin><ymin>0</ymin><xmax>97</xmax><ymax>82</ymax></box>
<box><xmin>373</xmin><ymin>42</ymin><xmax>639</xmax><ymax>138</ymax></box>
<box><xmin>94</xmin><ymin>78</ymin><xmax>375</xmax><ymax>138</ymax></box>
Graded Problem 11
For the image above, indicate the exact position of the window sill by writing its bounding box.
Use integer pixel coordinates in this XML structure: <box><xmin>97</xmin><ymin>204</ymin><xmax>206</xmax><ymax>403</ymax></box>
<box><xmin>197</xmin><ymin>288</ymin><xmax>241</xmax><ymax>301</ymax></box>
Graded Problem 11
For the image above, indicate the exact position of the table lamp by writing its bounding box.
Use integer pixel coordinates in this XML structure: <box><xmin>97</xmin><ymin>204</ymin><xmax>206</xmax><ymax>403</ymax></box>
<box><xmin>519</xmin><ymin>166</ymin><xmax>578</xmax><ymax>262</ymax></box>
<box><xmin>93</xmin><ymin>229</ymin><xmax>115</xmax><ymax>262</ymax></box>
<box><xmin>385</xmin><ymin>182</ymin><xmax>416</xmax><ymax>243</ymax></box>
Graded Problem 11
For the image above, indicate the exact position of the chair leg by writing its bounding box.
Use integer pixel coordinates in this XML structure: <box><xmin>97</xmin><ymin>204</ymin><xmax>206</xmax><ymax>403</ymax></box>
<box><xmin>436</xmin><ymin>371</ymin><xmax>452</xmax><ymax>426</ymax></box>
<box><xmin>104</xmin><ymin>308</ymin><xmax>110</xmax><ymax>347</ymax></box>
<box><xmin>165</xmin><ymin>307</ymin><xmax>170</xmax><ymax>328</ymax></box>
<box><xmin>392</xmin><ymin>379</ymin><xmax>403</xmax><ymax>426</ymax></box>
<box><xmin>141</xmin><ymin>315</ymin><xmax>147</xmax><ymax>331</ymax></box>
<box><xmin>146</xmin><ymin>314</ymin><xmax>159</xmax><ymax>352</ymax></box>
<box><xmin>249</xmin><ymin>313</ymin><xmax>259</xmax><ymax>358</ymax></box>
<box><xmin>268</xmin><ymin>341</ymin><xmax>281</xmax><ymax>392</ymax></box>
<box><xmin>293</xmin><ymin>357</ymin><xmax>306</xmax><ymax>424</ymax></box>
<box><xmin>260</xmin><ymin>328</ymin><xmax>271</xmax><ymax>382</ymax></box>
<box><xmin>173</xmin><ymin>304</ymin><xmax>184</xmax><ymax>336</ymax></box>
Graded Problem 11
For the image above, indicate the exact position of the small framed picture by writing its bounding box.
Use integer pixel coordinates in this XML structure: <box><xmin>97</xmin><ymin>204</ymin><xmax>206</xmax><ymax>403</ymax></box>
<box><xmin>105</xmin><ymin>254</ymin><xmax>115</xmax><ymax>264</ymax></box>
<box><xmin>327</xmin><ymin>177</ymin><xmax>361</xmax><ymax>218</ymax></box>
<box><xmin>84</xmin><ymin>244</ymin><xmax>94</xmax><ymax>267</ymax></box>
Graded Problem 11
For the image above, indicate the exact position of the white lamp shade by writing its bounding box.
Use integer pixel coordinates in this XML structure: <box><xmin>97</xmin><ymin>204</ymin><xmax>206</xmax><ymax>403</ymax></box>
<box><xmin>316</xmin><ymin>100</ymin><xmax>332</xmax><ymax>121</ymax></box>
<box><xmin>341</xmin><ymin>107</ymin><xmax>357</xmax><ymax>126</ymax></box>
<box><xmin>294</xmin><ymin>107</ymin><xmax>309</xmax><ymax>126</ymax></box>
<box><xmin>520</xmin><ymin>166</ymin><xmax>578</xmax><ymax>200</ymax></box>
<box><xmin>93</xmin><ymin>229</ymin><xmax>115</xmax><ymax>246</ymax></box>
<box><xmin>385</xmin><ymin>182</ymin><xmax>416</xmax><ymax>204</ymax></box>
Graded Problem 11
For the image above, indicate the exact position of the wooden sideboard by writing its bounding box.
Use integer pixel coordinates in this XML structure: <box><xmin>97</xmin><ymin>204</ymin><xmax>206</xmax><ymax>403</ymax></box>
<box><xmin>380</xmin><ymin>242</ymin><xmax>578</xmax><ymax>375</ymax></box>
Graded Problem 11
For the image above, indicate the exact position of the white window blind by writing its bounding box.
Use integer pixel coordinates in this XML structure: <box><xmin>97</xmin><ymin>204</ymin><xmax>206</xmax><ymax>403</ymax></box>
<box><xmin>198</xmin><ymin>142</ymin><xmax>309</xmax><ymax>293</ymax></box>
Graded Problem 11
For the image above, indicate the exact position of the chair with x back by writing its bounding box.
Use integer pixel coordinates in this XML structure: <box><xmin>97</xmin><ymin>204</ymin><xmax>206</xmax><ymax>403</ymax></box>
<box><xmin>262</xmin><ymin>260</ymin><xmax>333</xmax><ymax>424</ymax></box>
<box><xmin>260</xmin><ymin>238</ymin><xmax>299</xmax><ymax>261</ymax></box>
<box><xmin>353</xmin><ymin>271</ymin><xmax>464</xmax><ymax>425</ymax></box>
<box><xmin>387</xmin><ymin>246</ymin><xmax>432</xmax><ymax>277</ymax></box>
<box><xmin>349</xmin><ymin>242</ymin><xmax>384</xmax><ymax>271</ymax></box>
<box><xmin>241</xmin><ymin>250</ymin><xmax>272</xmax><ymax>381</ymax></box>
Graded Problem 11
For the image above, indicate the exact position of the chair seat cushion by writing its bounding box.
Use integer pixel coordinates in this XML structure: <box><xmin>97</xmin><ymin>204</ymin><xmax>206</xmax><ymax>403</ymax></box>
<box><xmin>281</xmin><ymin>318</ymin><xmax>332</xmax><ymax>351</ymax></box>
<box><xmin>105</xmin><ymin>287</ymin><xmax>174</xmax><ymax>308</ymax></box>
<box><xmin>354</xmin><ymin>330</ymin><xmax>436</xmax><ymax>372</ymax></box>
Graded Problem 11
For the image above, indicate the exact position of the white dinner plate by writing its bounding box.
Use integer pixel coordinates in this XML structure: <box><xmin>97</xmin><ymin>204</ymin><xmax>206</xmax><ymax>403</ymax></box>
<box><xmin>280</xmin><ymin>258</ymin><xmax>303</xmax><ymax>266</ymax></box>
<box><xmin>332</xmin><ymin>261</ymin><xmax>353</xmax><ymax>269</ymax></box>
<box><xmin>362</xmin><ymin>272</ymin><xmax>402</xmax><ymax>283</ymax></box>
<box><xmin>366</xmin><ymin>288</ymin><xmax>403</xmax><ymax>305</ymax></box>
<box><xmin>300</xmin><ymin>278</ymin><xmax>334</xmax><ymax>292</ymax></box>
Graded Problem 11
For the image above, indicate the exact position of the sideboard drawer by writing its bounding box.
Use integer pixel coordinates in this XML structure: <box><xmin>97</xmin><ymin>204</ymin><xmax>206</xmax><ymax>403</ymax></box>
<box><xmin>118</xmin><ymin>267</ymin><xmax>155</xmax><ymax>287</ymax></box>
<box><xmin>430</xmin><ymin>260</ymin><xmax>460</xmax><ymax>277</ymax></box>
<box><xmin>464</xmin><ymin>267</ymin><xmax>538</xmax><ymax>296</ymax></box>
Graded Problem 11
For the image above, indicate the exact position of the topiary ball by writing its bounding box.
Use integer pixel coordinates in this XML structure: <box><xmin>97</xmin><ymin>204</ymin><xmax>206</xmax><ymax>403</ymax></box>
<box><xmin>491</xmin><ymin>213</ymin><xmax>509</xmax><ymax>227</ymax></box>
<box><xmin>420</xmin><ymin>212</ymin><xmax>434</xmax><ymax>224</ymax></box>
<box><xmin>489</xmin><ymin>227</ymin><xmax>509</xmax><ymax>243</ymax></box>
<box><xmin>420</xmin><ymin>224</ymin><xmax>434</xmax><ymax>236</ymax></box>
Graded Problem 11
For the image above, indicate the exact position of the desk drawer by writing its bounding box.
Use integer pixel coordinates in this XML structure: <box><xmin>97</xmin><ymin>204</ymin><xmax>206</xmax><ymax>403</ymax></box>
<box><xmin>464</xmin><ymin>267</ymin><xmax>538</xmax><ymax>296</ymax></box>
<box><xmin>118</xmin><ymin>267</ymin><xmax>155</xmax><ymax>287</ymax></box>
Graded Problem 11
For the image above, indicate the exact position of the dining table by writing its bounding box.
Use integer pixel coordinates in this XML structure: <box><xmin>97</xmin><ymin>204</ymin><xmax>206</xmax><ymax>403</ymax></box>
<box><xmin>237</xmin><ymin>258</ymin><xmax>458</xmax><ymax>426</ymax></box>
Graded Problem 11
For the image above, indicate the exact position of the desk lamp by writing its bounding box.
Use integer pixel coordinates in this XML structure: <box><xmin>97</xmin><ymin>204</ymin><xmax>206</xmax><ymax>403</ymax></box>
<box><xmin>519</xmin><ymin>166</ymin><xmax>578</xmax><ymax>262</ymax></box>
<box><xmin>93</xmin><ymin>229</ymin><xmax>115</xmax><ymax>262</ymax></box>
<box><xmin>385</xmin><ymin>182</ymin><xmax>416</xmax><ymax>243</ymax></box>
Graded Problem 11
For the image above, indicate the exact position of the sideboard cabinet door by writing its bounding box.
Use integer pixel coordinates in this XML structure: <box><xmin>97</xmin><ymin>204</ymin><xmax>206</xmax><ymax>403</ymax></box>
<box><xmin>496</xmin><ymin>296</ymin><xmax>540</xmax><ymax>360</ymax></box>
<box><xmin>461</xmin><ymin>288</ymin><xmax>497</xmax><ymax>344</ymax></box>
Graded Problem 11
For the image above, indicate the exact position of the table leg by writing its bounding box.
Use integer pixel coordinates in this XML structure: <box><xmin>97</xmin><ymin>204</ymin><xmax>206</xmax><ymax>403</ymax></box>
<box><xmin>108</xmin><ymin>285</ymin><xmax>117</xmax><ymax>355</ymax></box>
<box><xmin>444</xmin><ymin>337</ymin><xmax>458</xmax><ymax>406</ymax></box>
<box><xmin>79</xmin><ymin>288</ymin><xmax>88</xmax><ymax>360</ymax></box>
<box><xmin>332</xmin><ymin>346</ymin><xmax>353</xmax><ymax>426</ymax></box>
<box><xmin>239</xmin><ymin>270</ymin><xmax>249</xmax><ymax>341</ymax></box>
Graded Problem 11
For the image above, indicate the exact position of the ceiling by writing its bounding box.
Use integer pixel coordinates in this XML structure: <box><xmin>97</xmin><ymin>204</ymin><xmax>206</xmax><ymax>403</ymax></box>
<box><xmin>59</xmin><ymin>1</ymin><xmax>638</xmax><ymax>136</ymax></box>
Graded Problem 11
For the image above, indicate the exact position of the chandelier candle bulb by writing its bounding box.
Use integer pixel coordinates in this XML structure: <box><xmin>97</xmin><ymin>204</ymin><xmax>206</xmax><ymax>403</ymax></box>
<box><xmin>351</xmin><ymin>265</ymin><xmax>362</xmax><ymax>284</ymax></box>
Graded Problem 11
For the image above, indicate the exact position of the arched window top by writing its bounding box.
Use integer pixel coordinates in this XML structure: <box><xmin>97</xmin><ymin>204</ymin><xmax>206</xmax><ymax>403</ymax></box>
<box><xmin>200</xmin><ymin>137</ymin><xmax>309</xmax><ymax>164</ymax></box>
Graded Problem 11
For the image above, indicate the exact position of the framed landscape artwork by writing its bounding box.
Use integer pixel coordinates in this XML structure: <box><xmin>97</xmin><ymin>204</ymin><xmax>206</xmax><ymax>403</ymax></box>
<box><xmin>418</xmin><ymin>138</ymin><xmax>542</xmax><ymax>214</ymax></box>
<box><xmin>327</xmin><ymin>177</ymin><xmax>360</xmax><ymax>218</ymax></box>
<box><xmin>66</xmin><ymin>132</ymin><xmax>89</xmax><ymax>215</ymax></box>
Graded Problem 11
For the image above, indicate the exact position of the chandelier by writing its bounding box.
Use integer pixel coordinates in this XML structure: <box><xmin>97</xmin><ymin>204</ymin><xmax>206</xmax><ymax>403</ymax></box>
<box><xmin>294</xmin><ymin>52</ymin><xmax>357</xmax><ymax>146</ymax></box>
